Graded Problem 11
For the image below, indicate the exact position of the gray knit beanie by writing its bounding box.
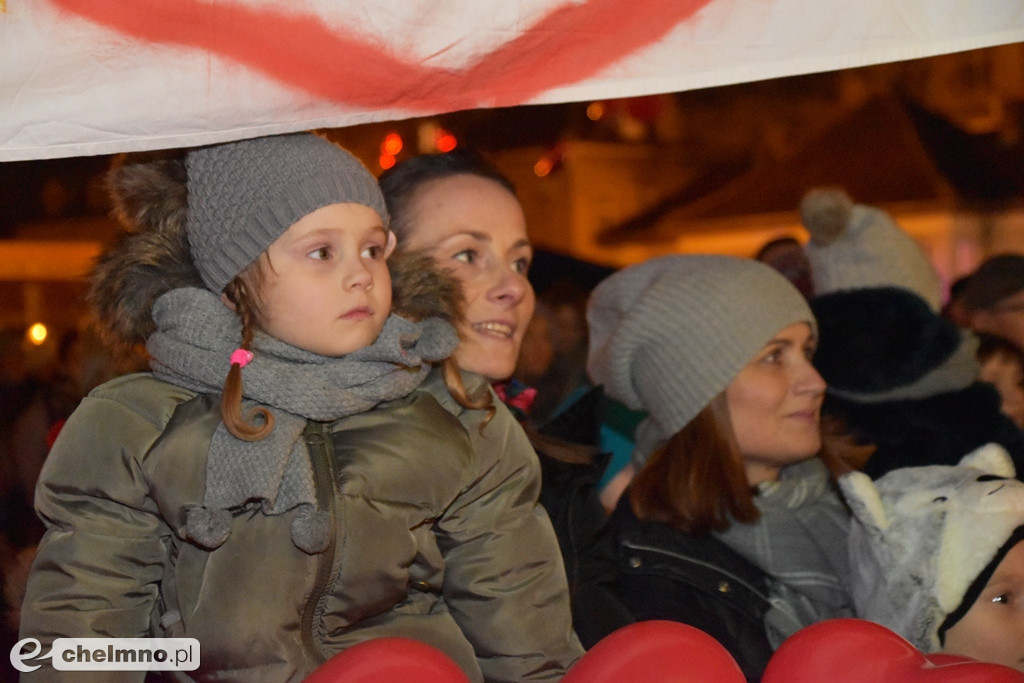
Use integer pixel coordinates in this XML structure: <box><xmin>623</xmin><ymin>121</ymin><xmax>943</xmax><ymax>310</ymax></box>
<box><xmin>587</xmin><ymin>254</ymin><xmax>816</xmax><ymax>466</ymax></box>
<box><xmin>800</xmin><ymin>188</ymin><xmax>943</xmax><ymax>310</ymax></box>
<box><xmin>186</xmin><ymin>132</ymin><xmax>388</xmax><ymax>293</ymax></box>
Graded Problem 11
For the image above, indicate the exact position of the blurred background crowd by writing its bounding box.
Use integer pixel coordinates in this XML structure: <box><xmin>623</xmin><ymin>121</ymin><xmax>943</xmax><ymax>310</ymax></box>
<box><xmin>3</xmin><ymin>41</ymin><xmax>1024</xmax><ymax>679</ymax></box>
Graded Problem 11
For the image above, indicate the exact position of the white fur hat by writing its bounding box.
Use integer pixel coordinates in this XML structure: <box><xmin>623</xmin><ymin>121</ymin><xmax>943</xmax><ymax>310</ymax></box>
<box><xmin>800</xmin><ymin>188</ymin><xmax>943</xmax><ymax>311</ymax></box>
<box><xmin>840</xmin><ymin>443</ymin><xmax>1024</xmax><ymax>652</ymax></box>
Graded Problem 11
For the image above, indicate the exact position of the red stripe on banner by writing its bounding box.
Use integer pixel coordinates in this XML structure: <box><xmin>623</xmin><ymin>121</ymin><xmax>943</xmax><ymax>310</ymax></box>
<box><xmin>48</xmin><ymin>0</ymin><xmax>714</xmax><ymax>110</ymax></box>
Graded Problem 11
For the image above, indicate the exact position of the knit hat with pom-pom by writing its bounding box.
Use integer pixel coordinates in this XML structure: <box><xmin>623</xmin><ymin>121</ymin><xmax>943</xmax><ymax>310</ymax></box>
<box><xmin>800</xmin><ymin>188</ymin><xmax>943</xmax><ymax>310</ymax></box>
<box><xmin>810</xmin><ymin>286</ymin><xmax>979</xmax><ymax>403</ymax></box>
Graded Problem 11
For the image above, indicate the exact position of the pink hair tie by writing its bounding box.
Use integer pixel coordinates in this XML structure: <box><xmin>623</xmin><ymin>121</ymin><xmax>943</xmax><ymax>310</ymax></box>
<box><xmin>230</xmin><ymin>348</ymin><xmax>254</xmax><ymax>368</ymax></box>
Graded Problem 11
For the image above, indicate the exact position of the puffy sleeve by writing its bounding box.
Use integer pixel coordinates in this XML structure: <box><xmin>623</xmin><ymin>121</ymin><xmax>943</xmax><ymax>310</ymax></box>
<box><xmin>435</xmin><ymin>383</ymin><xmax>584</xmax><ymax>682</ymax></box>
<box><xmin>19</xmin><ymin>377</ymin><xmax>186</xmax><ymax>682</ymax></box>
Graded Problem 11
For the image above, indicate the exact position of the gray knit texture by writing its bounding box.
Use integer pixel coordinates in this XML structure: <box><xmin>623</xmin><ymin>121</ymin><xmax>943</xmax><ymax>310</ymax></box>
<box><xmin>587</xmin><ymin>255</ymin><xmax>815</xmax><ymax>465</ymax></box>
<box><xmin>147</xmin><ymin>287</ymin><xmax>458</xmax><ymax>553</ymax></box>
<box><xmin>185</xmin><ymin>133</ymin><xmax>388</xmax><ymax>293</ymax></box>
<box><xmin>801</xmin><ymin>189</ymin><xmax>943</xmax><ymax>311</ymax></box>
<box><xmin>716</xmin><ymin>458</ymin><xmax>854</xmax><ymax>646</ymax></box>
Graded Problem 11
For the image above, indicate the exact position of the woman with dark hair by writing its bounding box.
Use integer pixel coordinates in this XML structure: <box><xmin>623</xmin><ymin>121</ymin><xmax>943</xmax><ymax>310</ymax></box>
<box><xmin>378</xmin><ymin>151</ymin><xmax>586</xmax><ymax>680</ymax></box>
<box><xmin>380</xmin><ymin>150</ymin><xmax>531</xmax><ymax>381</ymax></box>
<box><xmin>578</xmin><ymin>254</ymin><xmax>854</xmax><ymax>680</ymax></box>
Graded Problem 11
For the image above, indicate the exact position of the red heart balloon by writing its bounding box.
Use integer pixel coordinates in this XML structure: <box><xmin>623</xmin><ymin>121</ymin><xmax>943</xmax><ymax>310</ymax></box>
<box><xmin>303</xmin><ymin>637</ymin><xmax>470</xmax><ymax>683</ymax></box>
<box><xmin>762</xmin><ymin>618</ymin><xmax>1024</xmax><ymax>683</ymax></box>
<box><xmin>562</xmin><ymin>620</ymin><xmax>746</xmax><ymax>683</ymax></box>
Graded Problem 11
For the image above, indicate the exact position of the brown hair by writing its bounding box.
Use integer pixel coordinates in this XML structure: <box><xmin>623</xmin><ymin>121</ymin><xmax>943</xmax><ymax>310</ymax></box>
<box><xmin>817</xmin><ymin>413</ymin><xmax>875</xmax><ymax>477</ymax></box>
<box><xmin>443</xmin><ymin>358</ymin><xmax>495</xmax><ymax>426</ymax></box>
<box><xmin>378</xmin><ymin>149</ymin><xmax>515</xmax><ymax>244</ymax></box>
<box><xmin>630</xmin><ymin>394</ymin><xmax>759</xmax><ymax>535</ymax></box>
<box><xmin>220</xmin><ymin>258</ymin><xmax>274</xmax><ymax>441</ymax></box>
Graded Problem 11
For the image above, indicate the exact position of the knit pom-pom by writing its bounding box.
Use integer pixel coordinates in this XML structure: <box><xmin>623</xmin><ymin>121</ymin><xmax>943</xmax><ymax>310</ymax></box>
<box><xmin>291</xmin><ymin>504</ymin><xmax>331</xmax><ymax>554</ymax></box>
<box><xmin>412</xmin><ymin>317</ymin><xmax>460</xmax><ymax>362</ymax></box>
<box><xmin>800</xmin><ymin>188</ymin><xmax>854</xmax><ymax>246</ymax></box>
<box><xmin>185</xmin><ymin>506</ymin><xmax>232</xmax><ymax>549</ymax></box>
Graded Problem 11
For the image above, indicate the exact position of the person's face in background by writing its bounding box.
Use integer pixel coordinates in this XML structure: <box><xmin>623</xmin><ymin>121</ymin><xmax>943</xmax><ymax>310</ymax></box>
<box><xmin>548</xmin><ymin>301</ymin><xmax>586</xmax><ymax>355</ymax></box>
<box><xmin>399</xmin><ymin>174</ymin><xmax>535</xmax><ymax>381</ymax></box>
<box><xmin>756</xmin><ymin>238</ymin><xmax>814</xmax><ymax>299</ymax></box>
<box><xmin>725</xmin><ymin>322</ymin><xmax>826</xmax><ymax>486</ymax></box>
<box><xmin>972</xmin><ymin>291</ymin><xmax>1024</xmax><ymax>357</ymax></box>
<box><xmin>980</xmin><ymin>347</ymin><xmax>1024</xmax><ymax>430</ymax></box>
<box><xmin>943</xmin><ymin>540</ymin><xmax>1024</xmax><ymax>672</ymax></box>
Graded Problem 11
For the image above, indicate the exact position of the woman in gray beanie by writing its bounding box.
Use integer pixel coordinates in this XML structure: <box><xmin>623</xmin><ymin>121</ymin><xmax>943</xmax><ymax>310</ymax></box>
<box><xmin>578</xmin><ymin>254</ymin><xmax>854</xmax><ymax>679</ymax></box>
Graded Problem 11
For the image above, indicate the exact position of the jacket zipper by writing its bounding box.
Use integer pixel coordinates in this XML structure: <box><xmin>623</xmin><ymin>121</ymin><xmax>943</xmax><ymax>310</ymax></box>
<box><xmin>300</xmin><ymin>422</ymin><xmax>338</xmax><ymax>664</ymax></box>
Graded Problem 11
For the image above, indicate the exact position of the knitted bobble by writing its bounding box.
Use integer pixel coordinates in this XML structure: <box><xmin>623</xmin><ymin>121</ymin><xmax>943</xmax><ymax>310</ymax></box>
<box><xmin>410</xmin><ymin>318</ymin><xmax>460</xmax><ymax>362</ymax></box>
<box><xmin>291</xmin><ymin>505</ymin><xmax>331</xmax><ymax>554</ymax></box>
<box><xmin>185</xmin><ymin>506</ymin><xmax>233</xmax><ymax>549</ymax></box>
<box><xmin>800</xmin><ymin>188</ymin><xmax>853</xmax><ymax>247</ymax></box>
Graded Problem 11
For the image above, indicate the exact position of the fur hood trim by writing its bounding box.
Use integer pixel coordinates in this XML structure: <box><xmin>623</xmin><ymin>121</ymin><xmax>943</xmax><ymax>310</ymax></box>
<box><xmin>89</xmin><ymin>153</ymin><xmax>462</xmax><ymax>355</ymax></box>
<box><xmin>89</xmin><ymin>152</ymin><xmax>199</xmax><ymax>356</ymax></box>
<box><xmin>387</xmin><ymin>248</ymin><xmax>463</xmax><ymax>326</ymax></box>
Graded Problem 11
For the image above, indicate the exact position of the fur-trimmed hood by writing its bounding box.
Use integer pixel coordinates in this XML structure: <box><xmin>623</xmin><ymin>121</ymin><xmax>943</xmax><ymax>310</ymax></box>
<box><xmin>88</xmin><ymin>152</ymin><xmax>462</xmax><ymax>357</ymax></box>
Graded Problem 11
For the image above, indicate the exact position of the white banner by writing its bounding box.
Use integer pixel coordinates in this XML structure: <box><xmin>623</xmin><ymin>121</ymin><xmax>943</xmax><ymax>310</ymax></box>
<box><xmin>2</xmin><ymin>0</ymin><xmax>1023</xmax><ymax>161</ymax></box>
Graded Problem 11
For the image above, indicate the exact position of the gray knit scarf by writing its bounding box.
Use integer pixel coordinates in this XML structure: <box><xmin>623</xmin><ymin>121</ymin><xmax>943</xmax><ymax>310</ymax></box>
<box><xmin>147</xmin><ymin>287</ymin><xmax>458</xmax><ymax>554</ymax></box>
<box><xmin>714</xmin><ymin>458</ymin><xmax>854</xmax><ymax>647</ymax></box>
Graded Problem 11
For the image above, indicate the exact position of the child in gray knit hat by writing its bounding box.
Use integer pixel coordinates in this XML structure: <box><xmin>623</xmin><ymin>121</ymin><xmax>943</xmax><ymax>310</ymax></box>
<box><xmin>20</xmin><ymin>132</ymin><xmax>582</xmax><ymax>681</ymax></box>
<box><xmin>841</xmin><ymin>442</ymin><xmax>1024</xmax><ymax>672</ymax></box>
<box><xmin>581</xmin><ymin>254</ymin><xmax>854</xmax><ymax>679</ymax></box>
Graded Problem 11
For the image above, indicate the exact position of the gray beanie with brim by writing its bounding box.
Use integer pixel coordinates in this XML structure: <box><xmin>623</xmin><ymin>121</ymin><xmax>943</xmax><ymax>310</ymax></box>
<box><xmin>586</xmin><ymin>254</ymin><xmax>816</xmax><ymax>466</ymax></box>
<box><xmin>186</xmin><ymin>132</ymin><xmax>388</xmax><ymax>293</ymax></box>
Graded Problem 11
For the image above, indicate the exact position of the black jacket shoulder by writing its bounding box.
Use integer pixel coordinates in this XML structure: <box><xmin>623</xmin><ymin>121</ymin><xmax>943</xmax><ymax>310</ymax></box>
<box><xmin>573</xmin><ymin>497</ymin><xmax>774</xmax><ymax>681</ymax></box>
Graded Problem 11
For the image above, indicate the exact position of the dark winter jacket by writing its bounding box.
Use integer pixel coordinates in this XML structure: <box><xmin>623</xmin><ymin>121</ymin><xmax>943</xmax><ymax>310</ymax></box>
<box><xmin>825</xmin><ymin>382</ymin><xmax>1024</xmax><ymax>479</ymax></box>
<box><xmin>527</xmin><ymin>384</ymin><xmax>611</xmax><ymax>598</ymax></box>
<box><xmin>573</xmin><ymin>499</ymin><xmax>774</xmax><ymax>682</ymax></box>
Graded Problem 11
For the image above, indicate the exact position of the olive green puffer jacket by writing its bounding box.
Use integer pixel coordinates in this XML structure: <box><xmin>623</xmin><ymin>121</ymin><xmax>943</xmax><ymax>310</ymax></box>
<box><xmin>20</xmin><ymin>368</ymin><xmax>583</xmax><ymax>682</ymax></box>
